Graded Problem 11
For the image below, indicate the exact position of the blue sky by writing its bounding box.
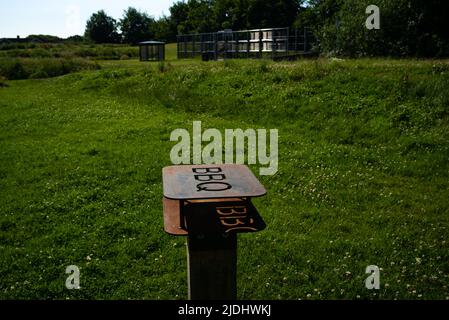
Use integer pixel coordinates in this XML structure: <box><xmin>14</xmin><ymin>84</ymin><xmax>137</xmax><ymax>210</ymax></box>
<box><xmin>0</xmin><ymin>0</ymin><xmax>178</xmax><ymax>38</ymax></box>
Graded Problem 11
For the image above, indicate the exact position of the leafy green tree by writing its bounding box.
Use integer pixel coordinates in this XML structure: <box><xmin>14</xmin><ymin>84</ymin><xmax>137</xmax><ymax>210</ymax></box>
<box><xmin>186</xmin><ymin>0</ymin><xmax>216</xmax><ymax>33</ymax></box>
<box><xmin>171</xmin><ymin>0</ymin><xmax>216</xmax><ymax>34</ymax></box>
<box><xmin>246</xmin><ymin>0</ymin><xmax>300</xmax><ymax>29</ymax></box>
<box><xmin>65</xmin><ymin>35</ymin><xmax>85</xmax><ymax>43</ymax></box>
<box><xmin>120</xmin><ymin>7</ymin><xmax>156</xmax><ymax>44</ymax></box>
<box><xmin>26</xmin><ymin>34</ymin><xmax>62</xmax><ymax>43</ymax></box>
<box><xmin>164</xmin><ymin>0</ymin><xmax>448</xmax><ymax>57</ymax></box>
<box><xmin>214</xmin><ymin>0</ymin><xmax>250</xmax><ymax>30</ymax></box>
<box><xmin>84</xmin><ymin>10</ymin><xmax>120</xmax><ymax>43</ymax></box>
<box><xmin>168</xmin><ymin>0</ymin><xmax>302</xmax><ymax>34</ymax></box>
<box><xmin>169</xmin><ymin>1</ymin><xmax>190</xmax><ymax>35</ymax></box>
<box><xmin>312</xmin><ymin>0</ymin><xmax>449</xmax><ymax>57</ymax></box>
<box><xmin>213</xmin><ymin>0</ymin><xmax>302</xmax><ymax>31</ymax></box>
<box><xmin>154</xmin><ymin>16</ymin><xmax>176</xmax><ymax>42</ymax></box>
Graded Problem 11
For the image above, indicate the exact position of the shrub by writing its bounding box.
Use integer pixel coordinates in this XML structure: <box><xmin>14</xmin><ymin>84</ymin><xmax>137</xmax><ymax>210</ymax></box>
<box><xmin>0</xmin><ymin>58</ymin><xmax>100</xmax><ymax>80</ymax></box>
<box><xmin>29</xmin><ymin>48</ymin><xmax>53</xmax><ymax>58</ymax></box>
<box><xmin>157</xmin><ymin>61</ymin><xmax>166</xmax><ymax>73</ymax></box>
<box><xmin>0</xmin><ymin>43</ymin><xmax>139</xmax><ymax>60</ymax></box>
<box><xmin>310</xmin><ymin>0</ymin><xmax>449</xmax><ymax>57</ymax></box>
<box><xmin>29</xmin><ymin>70</ymin><xmax>49</xmax><ymax>79</ymax></box>
<box><xmin>156</xmin><ymin>61</ymin><xmax>173</xmax><ymax>73</ymax></box>
<box><xmin>0</xmin><ymin>75</ymin><xmax>7</xmax><ymax>87</ymax></box>
<box><xmin>0</xmin><ymin>60</ymin><xmax>28</xmax><ymax>80</ymax></box>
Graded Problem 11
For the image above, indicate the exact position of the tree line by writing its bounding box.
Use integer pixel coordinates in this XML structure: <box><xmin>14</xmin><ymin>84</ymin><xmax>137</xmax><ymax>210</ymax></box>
<box><xmin>85</xmin><ymin>0</ymin><xmax>448</xmax><ymax>57</ymax></box>
<box><xmin>85</xmin><ymin>1</ymin><xmax>301</xmax><ymax>44</ymax></box>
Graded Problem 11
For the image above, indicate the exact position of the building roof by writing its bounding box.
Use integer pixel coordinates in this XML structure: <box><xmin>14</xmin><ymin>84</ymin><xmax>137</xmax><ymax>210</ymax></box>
<box><xmin>138</xmin><ymin>41</ymin><xmax>165</xmax><ymax>45</ymax></box>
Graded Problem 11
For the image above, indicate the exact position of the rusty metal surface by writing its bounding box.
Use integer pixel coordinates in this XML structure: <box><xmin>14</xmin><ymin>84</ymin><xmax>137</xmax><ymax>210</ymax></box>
<box><xmin>163</xmin><ymin>196</ymin><xmax>266</xmax><ymax>236</ymax></box>
<box><xmin>184</xmin><ymin>199</ymin><xmax>266</xmax><ymax>235</ymax></box>
<box><xmin>162</xmin><ymin>164</ymin><xmax>266</xmax><ymax>200</ymax></box>
<box><xmin>185</xmin><ymin>198</ymin><xmax>244</xmax><ymax>204</ymax></box>
<box><xmin>163</xmin><ymin>197</ymin><xmax>188</xmax><ymax>236</ymax></box>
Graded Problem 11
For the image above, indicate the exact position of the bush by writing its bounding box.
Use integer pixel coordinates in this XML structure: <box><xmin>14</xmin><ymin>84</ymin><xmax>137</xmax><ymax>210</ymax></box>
<box><xmin>0</xmin><ymin>43</ymin><xmax>139</xmax><ymax>60</ymax></box>
<box><xmin>29</xmin><ymin>48</ymin><xmax>53</xmax><ymax>58</ymax></box>
<box><xmin>157</xmin><ymin>61</ymin><xmax>173</xmax><ymax>73</ymax></box>
<box><xmin>26</xmin><ymin>34</ymin><xmax>62</xmax><ymax>43</ymax></box>
<box><xmin>29</xmin><ymin>70</ymin><xmax>49</xmax><ymax>79</ymax></box>
<box><xmin>0</xmin><ymin>58</ymin><xmax>100</xmax><ymax>80</ymax></box>
<box><xmin>309</xmin><ymin>0</ymin><xmax>449</xmax><ymax>57</ymax></box>
<box><xmin>0</xmin><ymin>75</ymin><xmax>7</xmax><ymax>87</ymax></box>
<box><xmin>0</xmin><ymin>60</ymin><xmax>28</xmax><ymax>80</ymax></box>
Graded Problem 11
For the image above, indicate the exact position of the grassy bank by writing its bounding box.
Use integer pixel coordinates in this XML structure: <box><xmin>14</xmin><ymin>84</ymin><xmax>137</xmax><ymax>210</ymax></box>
<box><xmin>0</xmin><ymin>42</ymin><xmax>137</xmax><ymax>80</ymax></box>
<box><xmin>0</xmin><ymin>57</ymin><xmax>448</xmax><ymax>299</ymax></box>
<box><xmin>0</xmin><ymin>57</ymin><xmax>100</xmax><ymax>80</ymax></box>
<box><xmin>0</xmin><ymin>43</ymin><xmax>179</xmax><ymax>80</ymax></box>
<box><xmin>0</xmin><ymin>42</ymin><xmax>139</xmax><ymax>60</ymax></box>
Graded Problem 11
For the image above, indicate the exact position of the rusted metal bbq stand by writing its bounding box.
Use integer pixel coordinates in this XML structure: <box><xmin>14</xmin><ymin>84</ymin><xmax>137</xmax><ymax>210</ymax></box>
<box><xmin>162</xmin><ymin>164</ymin><xmax>267</xmax><ymax>300</ymax></box>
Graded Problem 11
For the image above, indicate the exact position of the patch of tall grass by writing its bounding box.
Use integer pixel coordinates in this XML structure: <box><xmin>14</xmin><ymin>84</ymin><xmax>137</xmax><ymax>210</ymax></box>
<box><xmin>0</xmin><ymin>57</ymin><xmax>100</xmax><ymax>80</ymax></box>
<box><xmin>0</xmin><ymin>43</ymin><xmax>138</xmax><ymax>60</ymax></box>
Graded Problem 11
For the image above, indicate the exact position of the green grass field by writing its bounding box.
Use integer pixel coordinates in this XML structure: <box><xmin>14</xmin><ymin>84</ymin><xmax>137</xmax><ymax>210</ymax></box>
<box><xmin>0</xmin><ymin>44</ymin><xmax>448</xmax><ymax>299</ymax></box>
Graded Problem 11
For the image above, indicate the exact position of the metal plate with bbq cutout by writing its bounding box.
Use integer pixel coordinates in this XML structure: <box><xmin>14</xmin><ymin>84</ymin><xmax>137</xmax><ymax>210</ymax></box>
<box><xmin>163</xmin><ymin>164</ymin><xmax>267</xmax><ymax>200</ymax></box>
<box><xmin>163</xmin><ymin>197</ymin><xmax>266</xmax><ymax>236</ymax></box>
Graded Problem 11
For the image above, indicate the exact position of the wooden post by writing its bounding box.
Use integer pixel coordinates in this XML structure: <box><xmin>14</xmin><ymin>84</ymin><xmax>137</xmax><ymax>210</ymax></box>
<box><xmin>187</xmin><ymin>233</ymin><xmax>237</xmax><ymax>300</ymax></box>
